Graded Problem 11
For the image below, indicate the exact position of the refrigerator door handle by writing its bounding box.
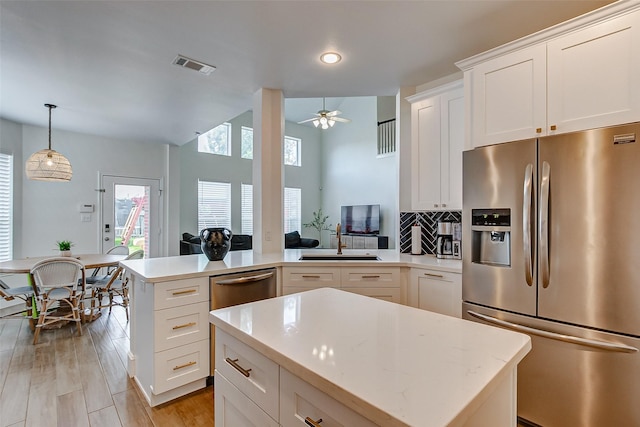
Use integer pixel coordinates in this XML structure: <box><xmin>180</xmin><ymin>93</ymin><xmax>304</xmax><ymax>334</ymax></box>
<box><xmin>539</xmin><ymin>161</ymin><xmax>551</xmax><ymax>288</ymax></box>
<box><xmin>467</xmin><ymin>310</ymin><xmax>638</xmax><ymax>353</ymax></box>
<box><xmin>523</xmin><ymin>163</ymin><xmax>534</xmax><ymax>286</ymax></box>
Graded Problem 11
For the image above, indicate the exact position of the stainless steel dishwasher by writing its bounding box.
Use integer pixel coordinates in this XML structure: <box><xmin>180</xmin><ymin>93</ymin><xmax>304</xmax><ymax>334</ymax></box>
<box><xmin>210</xmin><ymin>268</ymin><xmax>277</xmax><ymax>375</ymax></box>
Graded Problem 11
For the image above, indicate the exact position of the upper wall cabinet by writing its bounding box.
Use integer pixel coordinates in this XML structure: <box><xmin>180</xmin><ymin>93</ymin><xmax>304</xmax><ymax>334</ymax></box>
<box><xmin>458</xmin><ymin>3</ymin><xmax>640</xmax><ymax>147</ymax></box>
<box><xmin>407</xmin><ymin>81</ymin><xmax>464</xmax><ymax>211</ymax></box>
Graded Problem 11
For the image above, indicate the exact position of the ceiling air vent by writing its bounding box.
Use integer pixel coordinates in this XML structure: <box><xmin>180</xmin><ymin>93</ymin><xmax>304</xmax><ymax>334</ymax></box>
<box><xmin>172</xmin><ymin>55</ymin><xmax>216</xmax><ymax>76</ymax></box>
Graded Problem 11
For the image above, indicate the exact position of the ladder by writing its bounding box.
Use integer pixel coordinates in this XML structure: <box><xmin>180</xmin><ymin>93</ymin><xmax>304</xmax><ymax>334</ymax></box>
<box><xmin>120</xmin><ymin>195</ymin><xmax>147</xmax><ymax>245</ymax></box>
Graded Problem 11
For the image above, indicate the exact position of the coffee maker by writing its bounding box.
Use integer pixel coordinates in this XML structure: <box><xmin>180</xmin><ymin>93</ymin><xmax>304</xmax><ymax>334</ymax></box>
<box><xmin>436</xmin><ymin>222</ymin><xmax>454</xmax><ymax>259</ymax></box>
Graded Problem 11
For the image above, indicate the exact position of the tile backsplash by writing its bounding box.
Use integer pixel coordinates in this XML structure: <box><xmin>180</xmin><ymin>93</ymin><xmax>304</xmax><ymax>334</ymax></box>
<box><xmin>400</xmin><ymin>211</ymin><xmax>462</xmax><ymax>254</ymax></box>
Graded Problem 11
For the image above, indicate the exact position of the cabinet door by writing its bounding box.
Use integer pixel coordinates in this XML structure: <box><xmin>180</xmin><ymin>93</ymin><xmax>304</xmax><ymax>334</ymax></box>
<box><xmin>547</xmin><ymin>10</ymin><xmax>640</xmax><ymax>134</ymax></box>
<box><xmin>471</xmin><ymin>44</ymin><xmax>547</xmax><ymax>146</ymax></box>
<box><xmin>440</xmin><ymin>87</ymin><xmax>465</xmax><ymax>210</ymax></box>
<box><xmin>415</xmin><ymin>270</ymin><xmax>462</xmax><ymax>318</ymax></box>
<box><xmin>411</xmin><ymin>95</ymin><xmax>442</xmax><ymax>210</ymax></box>
<box><xmin>215</xmin><ymin>372</ymin><xmax>279</xmax><ymax>427</ymax></box>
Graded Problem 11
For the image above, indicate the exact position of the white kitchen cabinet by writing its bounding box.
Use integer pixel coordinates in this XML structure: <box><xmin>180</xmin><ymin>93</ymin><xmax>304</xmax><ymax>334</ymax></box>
<box><xmin>215</xmin><ymin>373</ymin><xmax>279</xmax><ymax>427</ymax></box>
<box><xmin>130</xmin><ymin>275</ymin><xmax>210</xmax><ymax>406</ymax></box>
<box><xmin>408</xmin><ymin>80</ymin><xmax>464</xmax><ymax>210</ymax></box>
<box><xmin>282</xmin><ymin>266</ymin><xmax>403</xmax><ymax>304</ymax></box>
<box><xmin>460</xmin><ymin>4</ymin><xmax>640</xmax><ymax>147</ymax></box>
<box><xmin>409</xmin><ymin>268</ymin><xmax>462</xmax><ymax>318</ymax></box>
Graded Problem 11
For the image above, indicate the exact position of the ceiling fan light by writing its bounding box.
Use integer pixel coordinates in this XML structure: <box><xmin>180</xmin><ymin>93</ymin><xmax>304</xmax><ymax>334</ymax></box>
<box><xmin>321</xmin><ymin>123</ymin><xmax>329</xmax><ymax>130</ymax></box>
<box><xmin>313</xmin><ymin>119</ymin><xmax>320</xmax><ymax>127</ymax></box>
<box><xmin>328</xmin><ymin>119</ymin><xmax>335</xmax><ymax>127</ymax></box>
<box><xmin>320</xmin><ymin>116</ymin><xmax>328</xmax><ymax>125</ymax></box>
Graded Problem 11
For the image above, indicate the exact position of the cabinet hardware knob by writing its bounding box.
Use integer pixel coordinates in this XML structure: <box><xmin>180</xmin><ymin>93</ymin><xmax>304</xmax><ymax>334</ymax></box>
<box><xmin>434</xmin><ymin>203</ymin><xmax>439</xmax><ymax>208</ymax></box>
<box><xmin>442</xmin><ymin>203</ymin><xmax>447</xmax><ymax>207</ymax></box>
<box><xmin>424</xmin><ymin>273</ymin><xmax>444</xmax><ymax>278</ymax></box>
<box><xmin>305</xmin><ymin>417</ymin><xmax>323</xmax><ymax>427</ymax></box>
<box><xmin>550</xmin><ymin>125</ymin><xmax>557</xmax><ymax>131</ymax></box>
<box><xmin>536</xmin><ymin>128</ymin><xmax>542</xmax><ymax>133</ymax></box>
<box><xmin>172</xmin><ymin>289</ymin><xmax>196</xmax><ymax>296</ymax></box>
<box><xmin>172</xmin><ymin>322</ymin><xmax>196</xmax><ymax>330</ymax></box>
<box><xmin>225</xmin><ymin>357</ymin><xmax>252</xmax><ymax>377</ymax></box>
<box><xmin>173</xmin><ymin>361</ymin><xmax>196</xmax><ymax>371</ymax></box>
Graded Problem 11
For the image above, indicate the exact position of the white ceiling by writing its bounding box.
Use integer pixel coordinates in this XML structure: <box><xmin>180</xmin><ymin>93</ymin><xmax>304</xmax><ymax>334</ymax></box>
<box><xmin>0</xmin><ymin>0</ymin><xmax>614</xmax><ymax>146</ymax></box>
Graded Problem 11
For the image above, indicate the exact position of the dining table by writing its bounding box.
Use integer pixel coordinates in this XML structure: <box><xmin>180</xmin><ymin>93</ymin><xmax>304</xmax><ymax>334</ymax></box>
<box><xmin>0</xmin><ymin>253</ymin><xmax>128</xmax><ymax>327</ymax></box>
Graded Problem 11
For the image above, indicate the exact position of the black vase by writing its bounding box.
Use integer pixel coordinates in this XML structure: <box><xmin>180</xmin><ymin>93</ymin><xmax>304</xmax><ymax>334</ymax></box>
<box><xmin>200</xmin><ymin>227</ymin><xmax>233</xmax><ymax>261</ymax></box>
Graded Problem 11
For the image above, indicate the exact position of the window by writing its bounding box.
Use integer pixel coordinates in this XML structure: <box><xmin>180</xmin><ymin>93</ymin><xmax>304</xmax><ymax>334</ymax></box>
<box><xmin>241</xmin><ymin>126</ymin><xmax>253</xmax><ymax>159</ymax></box>
<box><xmin>284</xmin><ymin>187</ymin><xmax>301</xmax><ymax>233</ymax></box>
<box><xmin>284</xmin><ymin>136</ymin><xmax>301</xmax><ymax>166</ymax></box>
<box><xmin>198</xmin><ymin>122</ymin><xmax>231</xmax><ymax>156</ymax></box>
<box><xmin>0</xmin><ymin>153</ymin><xmax>12</xmax><ymax>262</ymax></box>
<box><xmin>197</xmin><ymin>180</ymin><xmax>231</xmax><ymax>230</ymax></box>
<box><xmin>241</xmin><ymin>183</ymin><xmax>253</xmax><ymax>235</ymax></box>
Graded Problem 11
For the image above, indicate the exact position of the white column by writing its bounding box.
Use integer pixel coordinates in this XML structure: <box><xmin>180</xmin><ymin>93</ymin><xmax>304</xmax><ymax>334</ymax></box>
<box><xmin>252</xmin><ymin>88</ymin><xmax>284</xmax><ymax>254</ymax></box>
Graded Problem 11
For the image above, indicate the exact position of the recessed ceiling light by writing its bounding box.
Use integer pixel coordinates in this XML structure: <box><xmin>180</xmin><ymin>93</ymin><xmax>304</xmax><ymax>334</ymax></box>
<box><xmin>320</xmin><ymin>52</ymin><xmax>342</xmax><ymax>64</ymax></box>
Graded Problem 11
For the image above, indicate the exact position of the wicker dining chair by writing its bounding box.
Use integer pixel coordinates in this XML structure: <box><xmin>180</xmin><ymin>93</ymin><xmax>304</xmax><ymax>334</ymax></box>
<box><xmin>0</xmin><ymin>278</ymin><xmax>34</xmax><ymax>320</ymax></box>
<box><xmin>86</xmin><ymin>244</ymin><xmax>130</xmax><ymax>284</ymax></box>
<box><xmin>30</xmin><ymin>257</ymin><xmax>85</xmax><ymax>344</ymax></box>
<box><xmin>90</xmin><ymin>249</ymin><xmax>143</xmax><ymax>320</ymax></box>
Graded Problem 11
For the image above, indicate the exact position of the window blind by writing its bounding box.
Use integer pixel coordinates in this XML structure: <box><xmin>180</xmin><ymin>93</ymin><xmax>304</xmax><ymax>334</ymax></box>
<box><xmin>241</xmin><ymin>183</ymin><xmax>253</xmax><ymax>235</ymax></box>
<box><xmin>284</xmin><ymin>187</ymin><xmax>301</xmax><ymax>233</ymax></box>
<box><xmin>0</xmin><ymin>153</ymin><xmax>13</xmax><ymax>262</ymax></box>
<box><xmin>197</xmin><ymin>180</ymin><xmax>231</xmax><ymax>230</ymax></box>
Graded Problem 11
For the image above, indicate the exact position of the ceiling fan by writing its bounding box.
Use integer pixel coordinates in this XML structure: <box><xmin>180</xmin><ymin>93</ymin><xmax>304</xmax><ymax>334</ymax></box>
<box><xmin>297</xmin><ymin>98</ymin><xmax>351</xmax><ymax>129</ymax></box>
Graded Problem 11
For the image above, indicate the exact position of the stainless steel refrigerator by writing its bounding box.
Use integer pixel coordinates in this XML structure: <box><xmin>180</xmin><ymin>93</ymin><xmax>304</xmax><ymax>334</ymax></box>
<box><xmin>462</xmin><ymin>123</ymin><xmax>640</xmax><ymax>427</ymax></box>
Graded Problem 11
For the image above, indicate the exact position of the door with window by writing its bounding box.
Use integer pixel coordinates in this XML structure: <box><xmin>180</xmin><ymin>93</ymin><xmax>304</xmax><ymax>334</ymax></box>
<box><xmin>101</xmin><ymin>175</ymin><xmax>161</xmax><ymax>258</ymax></box>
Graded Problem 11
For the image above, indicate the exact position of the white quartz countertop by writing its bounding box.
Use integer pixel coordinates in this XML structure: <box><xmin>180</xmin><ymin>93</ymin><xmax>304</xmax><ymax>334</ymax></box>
<box><xmin>121</xmin><ymin>249</ymin><xmax>462</xmax><ymax>282</ymax></box>
<box><xmin>209</xmin><ymin>288</ymin><xmax>531</xmax><ymax>427</ymax></box>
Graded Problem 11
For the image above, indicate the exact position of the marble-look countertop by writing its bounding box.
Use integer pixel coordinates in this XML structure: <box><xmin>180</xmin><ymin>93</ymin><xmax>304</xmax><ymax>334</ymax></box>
<box><xmin>120</xmin><ymin>249</ymin><xmax>462</xmax><ymax>283</ymax></box>
<box><xmin>209</xmin><ymin>287</ymin><xmax>531</xmax><ymax>427</ymax></box>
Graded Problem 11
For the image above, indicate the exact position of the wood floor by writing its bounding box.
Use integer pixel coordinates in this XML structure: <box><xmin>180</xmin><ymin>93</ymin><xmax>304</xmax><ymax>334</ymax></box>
<box><xmin>0</xmin><ymin>305</ymin><xmax>214</xmax><ymax>427</ymax></box>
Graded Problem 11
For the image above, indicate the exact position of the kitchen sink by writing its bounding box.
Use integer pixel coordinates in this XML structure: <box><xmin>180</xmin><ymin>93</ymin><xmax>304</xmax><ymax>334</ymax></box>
<box><xmin>298</xmin><ymin>254</ymin><xmax>380</xmax><ymax>261</ymax></box>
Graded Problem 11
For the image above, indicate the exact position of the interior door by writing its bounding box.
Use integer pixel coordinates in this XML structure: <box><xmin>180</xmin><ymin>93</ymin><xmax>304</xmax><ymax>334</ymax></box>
<box><xmin>100</xmin><ymin>175</ymin><xmax>161</xmax><ymax>258</ymax></box>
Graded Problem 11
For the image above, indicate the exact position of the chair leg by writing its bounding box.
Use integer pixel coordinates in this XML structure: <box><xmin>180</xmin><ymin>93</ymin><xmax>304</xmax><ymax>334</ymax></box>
<box><xmin>72</xmin><ymin>296</ymin><xmax>82</xmax><ymax>336</ymax></box>
<box><xmin>33</xmin><ymin>298</ymin><xmax>47</xmax><ymax>345</ymax></box>
<box><xmin>123</xmin><ymin>289</ymin><xmax>129</xmax><ymax>321</ymax></box>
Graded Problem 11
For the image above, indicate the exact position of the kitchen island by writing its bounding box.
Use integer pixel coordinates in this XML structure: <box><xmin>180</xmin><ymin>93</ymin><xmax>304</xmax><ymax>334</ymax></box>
<box><xmin>210</xmin><ymin>287</ymin><xmax>531</xmax><ymax>427</ymax></box>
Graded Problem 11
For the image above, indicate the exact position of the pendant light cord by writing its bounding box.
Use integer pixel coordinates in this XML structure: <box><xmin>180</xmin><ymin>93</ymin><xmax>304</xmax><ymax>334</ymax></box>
<box><xmin>45</xmin><ymin>103</ymin><xmax>56</xmax><ymax>150</ymax></box>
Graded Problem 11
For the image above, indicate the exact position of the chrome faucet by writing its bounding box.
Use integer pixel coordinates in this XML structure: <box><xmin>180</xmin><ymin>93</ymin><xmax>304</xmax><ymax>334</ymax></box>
<box><xmin>336</xmin><ymin>223</ymin><xmax>346</xmax><ymax>255</ymax></box>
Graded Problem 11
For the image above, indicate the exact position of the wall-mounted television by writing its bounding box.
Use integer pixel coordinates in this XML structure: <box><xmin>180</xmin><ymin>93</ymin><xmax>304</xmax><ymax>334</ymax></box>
<box><xmin>341</xmin><ymin>204</ymin><xmax>380</xmax><ymax>235</ymax></box>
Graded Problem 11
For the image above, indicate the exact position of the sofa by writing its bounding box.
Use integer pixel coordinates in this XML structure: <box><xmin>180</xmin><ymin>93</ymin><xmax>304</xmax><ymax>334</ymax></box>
<box><xmin>180</xmin><ymin>231</ymin><xmax>317</xmax><ymax>255</ymax></box>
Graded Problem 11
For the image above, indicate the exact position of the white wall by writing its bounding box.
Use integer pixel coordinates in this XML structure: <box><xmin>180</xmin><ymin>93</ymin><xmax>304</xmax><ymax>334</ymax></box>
<box><xmin>320</xmin><ymin>96</ymin><xmax>398</xmax><ymax>248</ymax></box>
<box><xmin>179</xmin><ymin>111</ymin><xmax>323</xmax><ymax>242</ymax></box>
<box><xmin>18</xmin><ymin>123</ymin><xmax>172</xmax><ymax>257</ymax></box>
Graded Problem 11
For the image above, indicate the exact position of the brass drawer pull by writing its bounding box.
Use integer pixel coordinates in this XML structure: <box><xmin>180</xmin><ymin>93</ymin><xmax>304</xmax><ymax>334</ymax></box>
<box><xmin>225</xmin><ymin>357</ymin><xmax>252</xmax><ymax>377</ymax></box>
<box><xmin>301</xmin><ymin>275</ymin><xmax>321</xmax><ymax>279</ymax></box>
<box><xmin>536</xmin><ymin>127</ymin><xmax>542</xmax><ymax>133</ymax></box>
<box><xmin>172</xmin><ymin>289</ymin><xmax>196</xmax><ymax>296</ymax></box>
<box><xmin>173</xmin><ymin>361</ymin><xmax>196</xmax><ymax>371</ymax></box>
<box><xmin>550</xmin><ymin>125</ymin><xmax>557</xmax><ymax>131</ymax></box>
<box><xmin>172</xmin><ymin>322</ymin><xmax>196</xmax><ymax>330</ymax></box>
<box><xmin>361</xmin><ymin>275</ymin><xmax>381</xmax><ymax>279</ymax></box>
<box><xmin>305</xmin><ymin>417</ymin><xmax>323</xmax><ymax>427</ymax></box>
<box><xmin>424</xmin><ymin>273</ymin><xmax>444</xmax><ymax>278</ymax></box>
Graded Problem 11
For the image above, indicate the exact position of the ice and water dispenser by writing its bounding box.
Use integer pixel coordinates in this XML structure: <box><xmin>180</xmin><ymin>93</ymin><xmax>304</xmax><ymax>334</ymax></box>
<box><xmin>471</xmin><ymin>208</ymin><xmax>511</xmax><ymax>266</ymax></box>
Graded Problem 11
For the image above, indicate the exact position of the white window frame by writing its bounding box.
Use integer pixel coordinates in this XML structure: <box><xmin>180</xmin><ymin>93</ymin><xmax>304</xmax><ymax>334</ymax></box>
<box><xmin>284</xmin><ymin>187</ymin><xmax>301</xmax><ymax>233</ymax></box>
<box><xmin>0</xmin><ymin>153</ymin><xmax>12</xmax><ymax>262</ymax></box>
<box><xmin>198</xmin><ymin>122</ymin><xmax>232</xmax><ymax>156</ymax></box>
<box><xmin>241</xmin><ymin>126</ymin><xmax>253</xmax><ymax>159</ymax></box>
<box><xmin>197</xmin><ymin>180</ymin><xmax>231</xmax><ymax>230</ymax></box>
<box><xmin>241</xmin><ymin>183</ymin><xmax>253</xmax><ymax>235</ymax></box>
<box><xmin>284</xmin><ymin>136</ymin><xmax>301</xmax><ymax>166</ymax></box>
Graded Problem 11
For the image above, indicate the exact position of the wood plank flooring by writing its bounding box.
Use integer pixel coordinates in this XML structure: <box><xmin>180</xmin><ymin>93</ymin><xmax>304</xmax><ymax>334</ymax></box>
<box><xmin>0</xmin><ymin>305</ymin><xmax>214</xmax><ymax>427</ymax></box>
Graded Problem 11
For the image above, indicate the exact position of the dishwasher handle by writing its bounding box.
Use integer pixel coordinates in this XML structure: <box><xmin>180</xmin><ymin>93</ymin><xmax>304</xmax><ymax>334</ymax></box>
<box><xmin>214</xmin><ymin>271</ymin><xmax>275</xmax><ymax>286</ymax></box>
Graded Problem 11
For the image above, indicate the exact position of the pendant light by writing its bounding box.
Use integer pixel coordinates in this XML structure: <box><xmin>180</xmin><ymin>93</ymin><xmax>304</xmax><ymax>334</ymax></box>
<box><xmin>25</xmin><ymin>104</ymin><xmax>72</xmax><ymax>182</ymax></box>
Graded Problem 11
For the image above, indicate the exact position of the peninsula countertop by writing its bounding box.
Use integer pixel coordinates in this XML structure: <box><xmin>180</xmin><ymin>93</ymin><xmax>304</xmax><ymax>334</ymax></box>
<box><xmin>120</xmin><ymin>249</ymin><xmax>462</xmax><ymax>283</ymax></box>
<box><xmin>209</xmin><ymin>287</ymin><xmax>531</xmax><ymax>426</ymax></box>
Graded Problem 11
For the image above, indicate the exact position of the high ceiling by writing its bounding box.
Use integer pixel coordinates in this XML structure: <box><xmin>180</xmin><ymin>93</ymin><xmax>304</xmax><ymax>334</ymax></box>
<box><xmin>0</xmin><ymin>0</ymin><xmax>614</xmax><ymax>146</ymax></box>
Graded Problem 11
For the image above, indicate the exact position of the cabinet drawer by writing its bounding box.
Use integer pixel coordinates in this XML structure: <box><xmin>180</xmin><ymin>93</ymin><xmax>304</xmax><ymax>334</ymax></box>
<box><xmin>154</xmin><ymin>277</ymin><xmax>208</xmax><ymax>309</ymax></box>
<box><xmin>342</xmin><ymin>287</ymin><xmax>401</xmax><ymax>303</ymax></box>
<box><xmin>215</xmin><ymin>372</ymin><xmax>279</xmax><ymax>427</ymax></box>
<box><xmin>152</xmin><ymin>339</ymin><xmax>209</xmax><ymax>395</ymax></box>
<box><xmin>340</xmin><ymin>267</ymin><xmax>400</xmax><ymax>288</ymax></box>
<box><xmin>216</xmin><ymin>329</ymin><xmax>279</xmax><ymax>420</ymax></box>
<box><xmin>283</xmin><ymin>267</ymin><xmax>340</xmax><ymax>288</ymax></box>
<box><xmin>154</xmin><ymin>300</ymin><xmax>210</xmax><ymax>352</ymax></box>
<box><xmin>280</xmin><ymin>368</ymin><xmax>377</xmax><ymax>427</ymax></box>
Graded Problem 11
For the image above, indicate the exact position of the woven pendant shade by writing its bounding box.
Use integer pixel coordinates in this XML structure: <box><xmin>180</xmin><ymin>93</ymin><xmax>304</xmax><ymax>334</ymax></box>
<box><xmin>25</xmin><ymin>104</ymin><xmax>72</xmax><ymax>182</ymax></box>
<box><xmin>25</xmin><ymin>149</ymin><xmax>73</xmax><ymax>181</ymax></box>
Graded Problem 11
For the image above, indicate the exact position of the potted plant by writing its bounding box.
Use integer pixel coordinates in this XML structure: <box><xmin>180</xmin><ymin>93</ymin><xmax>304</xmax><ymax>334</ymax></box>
<box><xmin>56</xmin><ymin>240</ymin><xmax>74</xmax><ymax>256</ymax></box>
<box><xmin>303</xmin><ymin>209</ymin><xmax>333</xmax><ymax>248</ymax></box>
